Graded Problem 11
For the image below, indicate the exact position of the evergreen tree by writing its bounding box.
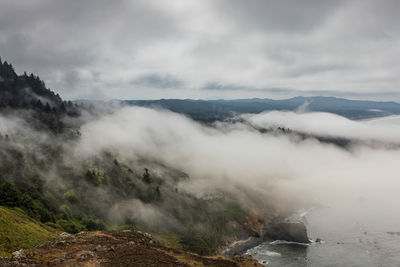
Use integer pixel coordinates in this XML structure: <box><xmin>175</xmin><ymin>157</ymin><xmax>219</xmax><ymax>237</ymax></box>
<box><xmin>142</xmin><ymin>168</ymin><xmax>151</xmax><ymax>184</ymax></box>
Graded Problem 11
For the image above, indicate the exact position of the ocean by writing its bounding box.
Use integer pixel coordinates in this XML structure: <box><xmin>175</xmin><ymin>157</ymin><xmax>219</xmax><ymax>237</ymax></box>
<box><xmin>247</xmin><ymin>115</ymin><xmax>400</xmax><ymax>266</ymax></box>
<box><xmin>247</xmin><ymin>207</ymin><xmax>400</xmax><ymax>266</ymax></box>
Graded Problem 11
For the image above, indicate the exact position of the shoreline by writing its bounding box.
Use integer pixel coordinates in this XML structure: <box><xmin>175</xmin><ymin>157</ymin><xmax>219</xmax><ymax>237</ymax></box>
<box><xmin>222</xmin><ymin>209</ymin><xmax>313</xmax><ymax>258</ymax></box>
<box><xmin>222</xmin><ymin>236</ymin><xmax>272</xmax><ymax>258</ymax></box>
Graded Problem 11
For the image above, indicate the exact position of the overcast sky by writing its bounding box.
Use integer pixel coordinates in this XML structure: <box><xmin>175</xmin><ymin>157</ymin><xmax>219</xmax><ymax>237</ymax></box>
<box><xmin>0</xmin><ymin>0</ymin><xmax>399</xmax><ymax>101</ymax></box>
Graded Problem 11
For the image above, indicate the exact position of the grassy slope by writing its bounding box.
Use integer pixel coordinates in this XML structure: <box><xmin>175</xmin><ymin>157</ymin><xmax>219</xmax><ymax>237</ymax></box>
<box><xmin>0</xmin><ymin>206</ymin><xmax>58</xmax><ymax>257</ymax></box>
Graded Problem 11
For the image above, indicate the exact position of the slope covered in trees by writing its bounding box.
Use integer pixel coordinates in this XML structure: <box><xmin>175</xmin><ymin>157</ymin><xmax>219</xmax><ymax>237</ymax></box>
<box><xmin>0</xmin><ymin>59</ymin><xmax>288</xmax><ymax>257</ymax></box>
<box><xmin>0</xmin><ymin>59</ymin><xmax>78</xmax><ymax>132</ymax></box>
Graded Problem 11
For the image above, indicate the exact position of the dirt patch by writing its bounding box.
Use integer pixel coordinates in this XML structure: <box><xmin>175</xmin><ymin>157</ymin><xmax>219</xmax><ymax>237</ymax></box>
<box><xmin>0</xmin><ymin>231</ymin><xmax>262</xmax><ymax>266</ymax></box>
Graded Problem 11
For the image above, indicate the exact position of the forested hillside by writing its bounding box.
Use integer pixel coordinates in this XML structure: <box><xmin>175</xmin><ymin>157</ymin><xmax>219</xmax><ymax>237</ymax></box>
<box><xmin>3</xmin><ymin>59</ymin><xmax>388</xmax><ymax>258</ymax></box>
<box><xmin>0</xmin><ymin>60</ymin><xmax>288</xmax><ymax>256</ymax></box>
<box><xmin>0</xmin><ymin>59</ymin><xmax>78</xmax><ymax>132</ymax></box>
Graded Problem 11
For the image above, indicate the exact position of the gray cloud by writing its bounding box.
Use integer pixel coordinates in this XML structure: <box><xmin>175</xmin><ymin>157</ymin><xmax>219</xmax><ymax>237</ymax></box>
<box><xmin>201</xmin><ymin>82</ymin><xmax>250</xmax><ymax>91</ymax></box>
<box><xmin>0</xmin><ymin>0</ymin><xmax>399</xmax><ymax>100</ymax></box>
<box><xmin>132</xmin><ymin>74</ymin><xmax>184</xmax><ymax>89</ymax></box>
<box><xmin>216</xmin><ymin>0</ymin><xmax>345</xmax><ymax>33</ymax></box>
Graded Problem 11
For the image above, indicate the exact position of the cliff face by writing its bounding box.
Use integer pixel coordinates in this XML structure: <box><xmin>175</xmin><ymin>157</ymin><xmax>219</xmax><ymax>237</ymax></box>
<box><xmin>222</xmin><ymin>206</ymin><xmax>310</xmax><ymax>257</ymax></box>
<box><xmin>0</xmin><ymin>230</ymin><xmax>263</xmax><ymax>267</ymax></box>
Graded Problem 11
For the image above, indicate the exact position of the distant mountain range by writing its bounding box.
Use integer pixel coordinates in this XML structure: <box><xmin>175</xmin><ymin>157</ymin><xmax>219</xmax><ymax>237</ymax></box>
<box><xmin>122</xmin><ymin>97</ymin><xmax>400</xmax><ymax>122</ymax></box>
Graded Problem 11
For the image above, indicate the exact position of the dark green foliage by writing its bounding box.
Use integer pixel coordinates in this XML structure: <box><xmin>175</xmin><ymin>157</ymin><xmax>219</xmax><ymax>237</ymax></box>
<box><xmin>0</xmin><ymin>59</ymin><xmax>258</xmax><ymax>255</ymax></box>
<box><xmin>35</xmin><ymin>203</ymin><xmax>54</xmax><ymax>223</ymax></box>
<box><xmin>82</xmin><ymin>218</ymin><xmax>105</xmax><ymax>231</ymax></box>
<box><xmin>63</xmin><ymin>190</ymin><xmax>78</xmax><ymax>203</ymax></box>
<box><xmin>180</xmin><ymin>230</ymin><xmax>216</xmax><ymax>256</ymax></box>
<box><xmin>45</xmin><ymin>222</ymin><xmax>63</xmax><ymax>231</ymax></box>
<box><xmin>0</xmin><ymin>182</ymin><xmax>22</xmax><ymax>207</ymax></box>
<box><xmin>0</xmin><ymin>59</ymin><xmax>79</xmax><ymax>132</ymax></box>
<box><xmin>56</xmin><ymin>219</ymin><xmax>81</xmax><ymax>234</ymax></box>
<box><xmin>85</xmin><ymin>169</ymin><xmax>97</xmax><ymax>184</ymax></box>
<box><xmin>0</xmin><ymin>123</ymin><xmax>247</xmax><ymax>254</ymax></box>
<box><xmin>85</xmin><ymin>168</ymin><xmax>105</xmax><ymax>186</ymax></box>
<box><xmin>0</xmin><ymin>182</ymin><xmax>54</xmax><ymax>223</ymax></box>
<box><xmin>142</xmin><ymin>168</ymin><xmax>151</xmax><ymax>184</ymax></box>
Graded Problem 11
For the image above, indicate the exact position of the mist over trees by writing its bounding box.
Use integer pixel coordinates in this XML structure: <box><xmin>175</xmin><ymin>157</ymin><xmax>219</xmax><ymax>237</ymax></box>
<box><xmin>1</xmin><ymin>59</ymin><xmax>400</xmax><ymax>257</ymax></box>
<box><xmin>0</xmin><ymin>59</ymin><xmax>78</xmax><ymax>132</ymax></box>
<box><xmin>0</xmin><ymin>60</ymin><xmax>285</xmax><ymax>255</ymax></box>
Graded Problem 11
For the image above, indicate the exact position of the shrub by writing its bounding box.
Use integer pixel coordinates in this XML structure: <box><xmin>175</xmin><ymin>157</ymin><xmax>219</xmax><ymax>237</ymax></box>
<box><xmin>85</xmin><ymin>168</ymin><xmax>105</xmax><ymax>186</ymax></box>
<box><xmin>59</xmin><ymin>204</ymin><xmax>73</xmax><ymax>217</ymax></box>
<box><xmin>63</xmin><ymin>189</ymin><xmax>78</xmax><ymax>203</ymax></box>
<box><xmin>180</xmin><ymin>231</ymin><xmax>216</xmax><ymax>256</ymax></box>
<box><xmin>83</xmin><ymin>218</ymin><xmax>105</xmax><ymax>231</ymax></box>
<box><xmin>56</xmin><ymin>219</ymin><xmax>81</xmax><ymax>233</ymax></box>
<box><xmin>0</xmin><ymin>182</ymin><xmax>22</xmax><ymax>207</ymax></box>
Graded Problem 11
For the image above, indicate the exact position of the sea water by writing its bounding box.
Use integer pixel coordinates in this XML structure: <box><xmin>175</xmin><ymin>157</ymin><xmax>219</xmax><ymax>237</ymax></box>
<box><xmin>247</xmin><ymin>206</ymin><xmax>400</xmax><ymax>266</ymax></box>
<box><xmin>247</xmin><ymin>115</ymin><xmax>400</xmax><ymax>266</ymax></box>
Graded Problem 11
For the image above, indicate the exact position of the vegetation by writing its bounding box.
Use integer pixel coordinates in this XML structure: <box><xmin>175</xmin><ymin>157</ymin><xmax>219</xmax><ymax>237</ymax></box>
<box><xmin>0</xmin><ymin>59</ymin><xmax>272</xmax><ymax>256</ymax></box>
<box><xmin>0</xmin><ymin>58</ymin><xmax>78</xmax><ymax>132</ymax></box>
<box><xmin>0</xmin><ymin>206</ymin><xmax>58</xmax><ymax>257</ymax></box>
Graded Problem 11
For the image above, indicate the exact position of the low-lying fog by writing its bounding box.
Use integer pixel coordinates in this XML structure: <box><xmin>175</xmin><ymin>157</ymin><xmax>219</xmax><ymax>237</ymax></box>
<box><xmin>77</xmin><ymin>107</ymin><xmax>400</xmax><ymax>232</ymax></box>
<box><xmin>1</xmin><ymin>106</ymin><xmax>399</xmax><ymax>235</ymax></box>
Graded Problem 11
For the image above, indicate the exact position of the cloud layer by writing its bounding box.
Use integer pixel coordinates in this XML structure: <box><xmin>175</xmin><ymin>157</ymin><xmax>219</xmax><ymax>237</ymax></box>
<box><xmin>76</xmin><ymin>107</ymin><xmax>400</xmax><ymax>228</ymax></box>
<box><xmin>1</xmin><ymin>0</ymin><xmax>399</xmax><ymax>100</ymax></box>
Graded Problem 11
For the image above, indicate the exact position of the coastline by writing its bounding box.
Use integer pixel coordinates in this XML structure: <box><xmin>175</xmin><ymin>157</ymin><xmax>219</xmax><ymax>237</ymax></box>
<box><xmin>222</xmin><ymin>236</ymin><xmax>272</xmax><ymax>258</ymax></box>
<box><xmin>221</xmin><ymin>216</ymin><xmax>311</xmax><ymax>258</ymax></box>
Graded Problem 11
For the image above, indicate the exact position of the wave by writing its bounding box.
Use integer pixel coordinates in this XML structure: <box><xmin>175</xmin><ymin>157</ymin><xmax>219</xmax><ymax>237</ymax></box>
<box><xmin>258</xmin><ymin>250</ymin><xmax>282</xmax><ymax>257</ymax></box>
<box><xmin>269</xmin><ymin>240</ymin><xmax>311</xmax><ymax>246</ymax></box>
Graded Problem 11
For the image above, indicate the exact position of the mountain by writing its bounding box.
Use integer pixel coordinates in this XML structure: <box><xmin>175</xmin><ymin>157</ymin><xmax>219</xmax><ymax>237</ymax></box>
<box><xmin>2</xmin><ymin>58</ymin><xmax>395</xmax><ymax>263</ymax></box>
<box><xmin>0</xmin><ymin>59</ymin><xmax>281</xmax><ymax>258</ymax></box>
<box><xmin>124</xmin><ymin>97</ymin><xmax>400</xmax><ymax>122</ymax></box>
<box><xmin>0</xmin><ymin>59</ymin><xmax>78</xmax><ymax>131</ymax></box>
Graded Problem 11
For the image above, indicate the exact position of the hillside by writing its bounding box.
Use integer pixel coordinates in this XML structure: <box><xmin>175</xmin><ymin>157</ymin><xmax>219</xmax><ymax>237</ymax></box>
<box><xmin>0</xmin><ymin>59</ymin><xmax>290</xmax><ymax>259</ymax></box>
<box><xmin>2</xmin><ymin>59</ymin><xmax>375</xmax><ymax>265</ymax></box>
<box><xmin>0</xmin><ymin>206</ymin><xmax>58</xmax><ymax>257</ymax></box>
<box><xmin>0</xmin><ymin>230</ymin><xmax>262</xmax><ymax>266</ymax></box>
<box><xmin>0</xmin><ymin>59</ymin><xmax>78</xmax><ymax>132</ymax></box>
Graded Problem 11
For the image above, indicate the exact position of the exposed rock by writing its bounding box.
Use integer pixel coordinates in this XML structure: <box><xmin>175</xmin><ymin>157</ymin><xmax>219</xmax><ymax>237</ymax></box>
<box><xmin>0</xmin><ymin>250</ymin><xmax>39</xmax><ymax>267</ymax></box>
<box><xmin>58</xmin><ymin>232</ymin><xmax>72</xmax><ymax>239</ymax></box>
<box><xmin>222</xmin><ymin>236</ymin><xmax>269</xmax><ymax>258</ymax></box>
<box><xmin>11</xmin><ymin>250</ymin><xmax>26</xmax><ymax>260</ymax></box>
<box><xmin>0</xmin><ymin>231</ymin><xmax>262</xmax><ymax>267</ymax></box>
<box><xmin>143</xmin><ymin>232</ymin><xmax>152</xmax><ymax>239</ymax></box>
<box><xmin>264</xmin><ymin>221</ymin><xmax>310</xmax><ymax>243</ymax></box>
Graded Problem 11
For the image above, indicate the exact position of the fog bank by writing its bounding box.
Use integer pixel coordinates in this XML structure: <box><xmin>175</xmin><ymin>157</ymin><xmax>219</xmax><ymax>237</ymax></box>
<box><xmin>76</xmin><ymin>107</ymin><xmax>400</xmax><ymax>229</ymax></box>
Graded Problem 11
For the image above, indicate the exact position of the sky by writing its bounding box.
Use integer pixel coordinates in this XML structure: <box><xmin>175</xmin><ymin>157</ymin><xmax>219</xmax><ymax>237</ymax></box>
<box><xmin>0</xmin><ymin>0</ymin><xmax>399</xmax><ymax>101</ymax></box>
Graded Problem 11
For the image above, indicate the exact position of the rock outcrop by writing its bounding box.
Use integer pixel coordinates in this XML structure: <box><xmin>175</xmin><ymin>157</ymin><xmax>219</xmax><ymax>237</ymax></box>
<box><xmin>264</xmin><ymin>221</ymin><xmax>310</xmax><ymax>244</ymax></box>
<box><xmin>0</xmin><ymin>230</ymin><xmax>263</xmax><ymax>267</ymax></box>
<box><xmin>223</xmin><ymin>212</ymin><xmax>310</xmax><ymax>257</ymax></box>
